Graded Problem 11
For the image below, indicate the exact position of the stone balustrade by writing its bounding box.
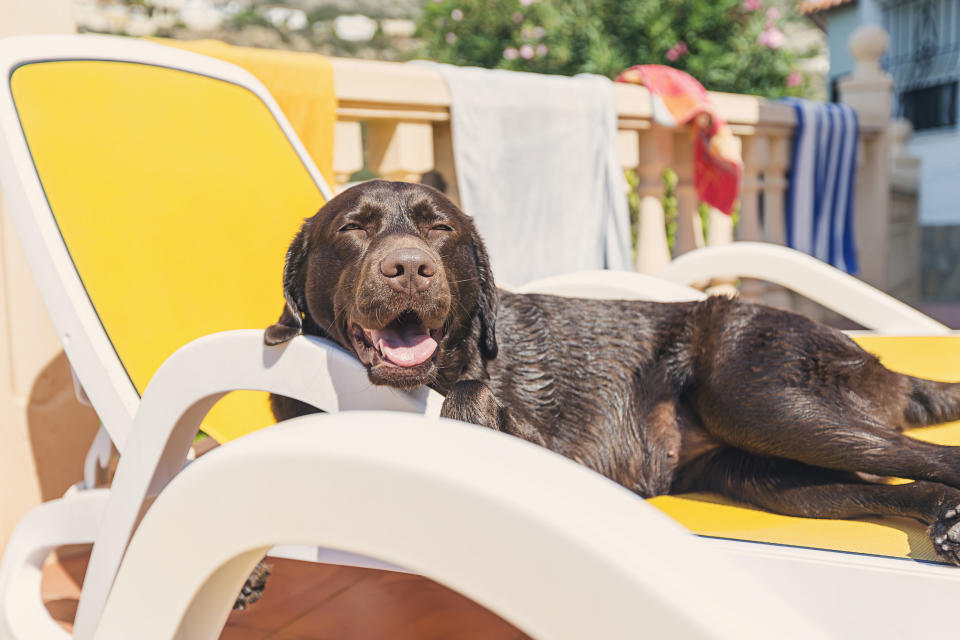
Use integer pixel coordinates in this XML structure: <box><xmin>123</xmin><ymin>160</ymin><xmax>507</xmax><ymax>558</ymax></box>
<box><xmin>327</xmin><ymin>23</ymin><xmax>908</xmax><ymax>302</ymax></box>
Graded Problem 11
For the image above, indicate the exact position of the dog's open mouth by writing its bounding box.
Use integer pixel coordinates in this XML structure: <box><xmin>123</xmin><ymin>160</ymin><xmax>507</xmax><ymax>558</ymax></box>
<box><xmin>349</xmin><ymin>310</ymin><xmax>439</xmax><ymax>369</ymax></box>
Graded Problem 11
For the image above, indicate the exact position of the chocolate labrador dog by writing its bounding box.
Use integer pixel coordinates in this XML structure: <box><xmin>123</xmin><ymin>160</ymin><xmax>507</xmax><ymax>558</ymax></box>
<box><xmin>265</xmin><ymin>179</ymin><xmax>960</xmax><ymax>566</ymax></box>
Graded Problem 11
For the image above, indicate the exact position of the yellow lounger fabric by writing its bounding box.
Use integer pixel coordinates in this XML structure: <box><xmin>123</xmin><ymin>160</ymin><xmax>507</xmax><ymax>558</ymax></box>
<box><xmin>651</xmin><ymin>334</ymin><xmax>960</xmax><ymax>564</ymax></box>
<box><xmin>155</xmin><ymin>39</ymin><xmax>337</xmax><ymax>188</ymax></box>
<box><xmin>10</xmin><ymin>60</ymin><xmax>326</xmax><ymax>444</ymax></box>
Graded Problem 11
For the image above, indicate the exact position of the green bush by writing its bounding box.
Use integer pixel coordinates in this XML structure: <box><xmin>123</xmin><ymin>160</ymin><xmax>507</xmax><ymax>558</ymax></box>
<box><xmin>416</xmin><ymin>0</ymin><xmax>813</xmax><ymax>98</ymax></box>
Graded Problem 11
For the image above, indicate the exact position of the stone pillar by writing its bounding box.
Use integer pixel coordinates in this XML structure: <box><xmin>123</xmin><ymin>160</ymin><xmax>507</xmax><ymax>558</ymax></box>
<box><xmin>838</xmin><ymin>26</ymin><xmax>893</xmax><ymax>117</ymax></box>
<box><xmin>887</xmin><ymin>118</ymin><xmax>921</xmax><ymax>303</ymax></box>
<box><xmin>838</xmin><ymin>25</ymin><xmax>894</xmax><ymax>291</ymax></box>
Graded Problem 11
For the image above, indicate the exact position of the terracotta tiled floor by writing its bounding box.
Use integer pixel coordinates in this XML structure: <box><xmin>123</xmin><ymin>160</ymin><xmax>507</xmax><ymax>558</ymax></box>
<box><xmin>42</xmin><ymin>550</ymin><xmax>527</xmax><ymax>639</ymax></box>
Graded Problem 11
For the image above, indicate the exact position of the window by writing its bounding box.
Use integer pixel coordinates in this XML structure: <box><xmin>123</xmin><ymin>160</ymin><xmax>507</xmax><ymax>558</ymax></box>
<box><xmin>900</xmin><ymin>82</ymin><xmax>958</xmax><ymax>131</ymax></box>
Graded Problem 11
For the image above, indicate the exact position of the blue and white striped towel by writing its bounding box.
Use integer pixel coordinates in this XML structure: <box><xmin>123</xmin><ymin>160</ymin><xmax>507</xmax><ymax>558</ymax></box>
<box><xmin>784</xmin><ymin>99</ymin><xmax>859</xmax><ymax>274</ymax></box>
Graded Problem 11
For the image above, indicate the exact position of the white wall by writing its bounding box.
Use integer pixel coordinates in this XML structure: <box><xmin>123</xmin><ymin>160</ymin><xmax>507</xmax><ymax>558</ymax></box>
<box><xmin>0</xmin><ymin>0</ymin><xmax>80</xmax><ymax>555</ymax></box>
<box><xmin>909</xmin><ymin>130</ymin><xmax>960</xmax><ymax>225</ymax></box>
<box><xmin>0</xmin><ymin>0</ymin><xmax>74</xmax><ymax>38</ymax></box>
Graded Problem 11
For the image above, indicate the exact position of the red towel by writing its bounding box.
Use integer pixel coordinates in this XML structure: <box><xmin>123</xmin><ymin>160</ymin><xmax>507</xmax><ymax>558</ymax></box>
<box><xmin>616</xmin><ymin>65</ymin><xmax>742</xmax><ymax>215</ymax></box>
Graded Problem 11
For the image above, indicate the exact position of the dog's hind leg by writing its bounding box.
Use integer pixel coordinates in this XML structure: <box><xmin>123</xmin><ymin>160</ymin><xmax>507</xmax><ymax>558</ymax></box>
<box><xmin>674</xmin><ymin>447</ymin><xmax>960</xmax><ymax>565</ymax></box>
<box><xmin>696</xmin><ymin>401</ymin><xmax>960</xmax><ymax>489</ymax></box>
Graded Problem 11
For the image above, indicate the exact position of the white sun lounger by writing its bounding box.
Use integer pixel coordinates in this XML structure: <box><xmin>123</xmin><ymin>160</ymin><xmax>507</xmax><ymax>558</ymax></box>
<box><xmin>0</xmin><ymin>33</ymin><xmax>956</xmax><ymax>640</ymax></box>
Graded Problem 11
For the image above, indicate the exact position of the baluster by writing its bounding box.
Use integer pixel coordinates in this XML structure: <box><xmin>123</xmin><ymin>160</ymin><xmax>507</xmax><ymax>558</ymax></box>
<box><xmin>616</xmin><ymin>129</ymin><xmax>640</xmax><ymax>263</ymax></box>
<box><xmin>637</xmin><ymin>127</ymin><xmax>673</xmax><ymax>274</ymax></box>
<box><xmin>762</xmin><ymin>132</ymin><xmax>790</xmax><ymax>246</ymax></box>
<box><xmin>737</xmin><ymin>134</ymin><xmax>765</xmax><ymax>243</ymax></box>
<box><xmin>617</xmin><ymin>129</ymin><xmax>640</xmax><ymax>172</ymax></box>
<box><xmin>333</xmin><ymin>120</ymin><xmax>363</xmax><ymax>191</ymax></box>
<box><xmin>730</xmin><ymin>134</ymin><xmax>764</xmax><ymax>300</ymax></box>
<box><xmin>431</xmin><ymin>121</ymin><xmax>461</xmax><ymax>206</ymax></box>
<box><xmin>634</xmin><ymin>127</ymin><xmax>673</xmax><ymax>274</ymax></box>
<box><xmin>761</xmin><ymin>132</ymin><xmax>792</xmax><ymax>309</ymax></box>
<box><xmin>366</xmin><ymin>121</ymin><xmax>435</xmax><ymax>183</ymax></box>
<box><xmin>672</xmin><ymin>131</ymin><xmax>703</xmax><ymax>257</ymax></box>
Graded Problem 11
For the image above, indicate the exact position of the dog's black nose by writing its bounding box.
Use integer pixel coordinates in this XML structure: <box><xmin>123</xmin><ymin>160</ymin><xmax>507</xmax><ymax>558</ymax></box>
<box><xmin>379</xmin><ymin>247</ymin><xmax>436</xmax><ymax>292</ymax></box>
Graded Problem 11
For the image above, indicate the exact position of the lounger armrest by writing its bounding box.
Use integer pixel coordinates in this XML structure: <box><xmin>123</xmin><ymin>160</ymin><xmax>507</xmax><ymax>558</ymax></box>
<box><xmin>514</xmin><ymin>269</ymin><xmax>706</xmax><ymax>302</ymax></box>
<box><xmin>0</xmin><ymin>490</ymin><xmax>109</xmax><ymax>640</ymax></box>
<box><xmin>72</xmin><ymin>329</ymin><xmax>443</xmax><ymax>640</ymax></box>
<box><xmin>660</xmin><ymin>242</ymin><xmax>949</xmax><ymax>334</ymax></box>
<box><xmin>96</xmin><ymin>412</ymin><xmax>826</xmax><ymax>640</ymax></box>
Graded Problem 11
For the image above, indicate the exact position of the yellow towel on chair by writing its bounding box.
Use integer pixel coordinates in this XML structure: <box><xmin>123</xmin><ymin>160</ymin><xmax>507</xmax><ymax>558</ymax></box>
<box><xmin>155</xmin><ymin>39</ymin><xmax>337</xmax><ymax>187</ymax></box>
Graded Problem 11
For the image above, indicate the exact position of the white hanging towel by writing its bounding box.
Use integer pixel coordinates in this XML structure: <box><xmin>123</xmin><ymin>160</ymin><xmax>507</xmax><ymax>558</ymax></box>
<box><xmin>784</xmin><ymin>98</ymin><xmax>859</xmax><ymax>274</ymax></box>
<box><xmin>419</xmin><ymin>62</ymin><xmax>633</xmax><ymax>286</ymax></box>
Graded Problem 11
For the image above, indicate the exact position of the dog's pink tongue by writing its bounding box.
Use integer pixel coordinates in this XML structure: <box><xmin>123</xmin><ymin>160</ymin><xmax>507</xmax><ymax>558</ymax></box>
<box><xmin>373</xmin><ymin>325</ymin><xmax>437</xmax><ymax>367</ymax></box>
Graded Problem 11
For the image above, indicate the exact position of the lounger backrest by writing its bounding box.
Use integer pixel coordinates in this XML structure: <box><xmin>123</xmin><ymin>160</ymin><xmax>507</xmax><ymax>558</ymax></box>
<box><xmin>0</xmin><ymin>36</ymin><xmax>332</xmax><ymax>447</ymax></box>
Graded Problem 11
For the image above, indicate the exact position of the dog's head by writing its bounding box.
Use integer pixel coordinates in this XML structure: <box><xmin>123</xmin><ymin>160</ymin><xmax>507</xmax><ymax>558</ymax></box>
<box><xmin>265</xmin><ymin>180</ymin><xmax>497</xmax><ymax>389</ymax></box>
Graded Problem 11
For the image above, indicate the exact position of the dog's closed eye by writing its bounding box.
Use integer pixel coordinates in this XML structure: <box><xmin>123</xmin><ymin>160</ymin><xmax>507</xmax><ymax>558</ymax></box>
<box><xmin>338</xmin><ymin>223</ymin><xmax>367</xmax><ymax>234</ymax></box>
<box><xmin>428</xmin><ymin>224</ymin><xmax>453</xmax><ymax>239</ymax></box>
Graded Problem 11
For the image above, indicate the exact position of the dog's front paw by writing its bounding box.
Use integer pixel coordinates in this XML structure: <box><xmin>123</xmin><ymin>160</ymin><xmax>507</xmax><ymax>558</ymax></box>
<box><xmin>233</xmin><ymin>561</ymin><xmax>272</xmax><ymax>610</ymax></box>
<box><xmin>929</xmin><ymin>505</ymin><xmax>960</xmax><ymax>565</ymax></box>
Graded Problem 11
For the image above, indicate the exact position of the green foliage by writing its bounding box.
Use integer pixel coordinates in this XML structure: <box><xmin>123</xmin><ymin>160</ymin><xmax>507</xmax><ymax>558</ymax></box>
<box><xmin>662</xmin><ymin>169</ymin><xmax>679</xmax><ymax>250</ymax></box>
<box><xmin>624</xmin><ymin>169</ymin><xmax>640</xmax><ymax>256</ymax></box>
<box><xmin>416</xmin><ymin>0</ymin><xmax>814</xmax><ymax>98</ymax></box>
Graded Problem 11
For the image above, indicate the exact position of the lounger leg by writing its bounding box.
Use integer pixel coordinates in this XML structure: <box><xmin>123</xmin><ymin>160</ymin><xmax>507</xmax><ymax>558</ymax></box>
<box><xmin>675</xmin><ymin>448</ymin><xmax>960</xmax><ymax>565</ymax></box>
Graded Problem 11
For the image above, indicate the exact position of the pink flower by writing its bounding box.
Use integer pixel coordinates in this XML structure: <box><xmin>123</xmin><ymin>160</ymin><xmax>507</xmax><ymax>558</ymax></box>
<box><xmin>519</xmin><ymin>0</ymin><xmax>534</xmax><ymax>6</ymax></box>
<box><xmin>520</xmin><ymin>44</ymin><xmax>535</xmax><ymax>59</ymax></box>
<box><xmin>786</xmin><ymin>70</ymin><xmax>803</xmax><ymax>87</ymax></box>
<box><xmin>450</xmin><ymin>8</ymin><xmax>463</xmax><ymax>21</ymax></box>
<box><xmin>532</xmin><ymin>25</ymin><xmax>546</xmax><ymax>38</ymax></box>
<box><xmin>503</xmin><ymin>46</ymin><xmax>519</xmax><ymax>60</ymax></box>
<box><xmin>512</xmin><ymin>12</ymin><xmax>523</xmax><ymax>23</ymax></box>
<box><xmin>757</xmin><ymin>26</ymin><xmax>786</xmax><ymax>49</ymax></box>
<box><xmin>666</xmin><ymin>41</ymin><xmax>687</xmax><ymax>61</ymax></box>
<box><xmin>743</xmin><ymin>0</ymin><xmax>762</xmax><ymax>10</ymax></box>
<box><xmin>536</xmin><ymin>43</ymin><xmax>548</xmax><ymax>56</ymax></box>
<box><xmin>765</xmin><ymin>7</ymin><xmax>780</xmax><ymax>20</ymax></box>
<box><xmin>445</xmin><ymin>31</ymin><xmax>457</xmax><ymax>44</ymax></box>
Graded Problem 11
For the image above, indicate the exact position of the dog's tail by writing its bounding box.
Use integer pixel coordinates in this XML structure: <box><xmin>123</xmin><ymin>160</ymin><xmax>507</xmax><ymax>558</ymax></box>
<box><xmin>904</xmin><ymin>377</ymin><xmax>960</xmax><ymax>427</ymax></box>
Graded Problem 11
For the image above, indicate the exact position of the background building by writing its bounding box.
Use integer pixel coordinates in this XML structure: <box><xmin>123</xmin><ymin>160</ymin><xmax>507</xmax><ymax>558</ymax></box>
<box><xmin>805</xmin><ymin>0</ymin><xmax>960</xmax><ymax>299</ymax></box>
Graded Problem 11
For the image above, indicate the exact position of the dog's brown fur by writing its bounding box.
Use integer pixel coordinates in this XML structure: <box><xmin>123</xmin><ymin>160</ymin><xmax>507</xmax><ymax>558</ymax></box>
<box><xmin>266</xmin><ymin>179</ymin><xmax>960</xmax><ymax>567</ymax></box>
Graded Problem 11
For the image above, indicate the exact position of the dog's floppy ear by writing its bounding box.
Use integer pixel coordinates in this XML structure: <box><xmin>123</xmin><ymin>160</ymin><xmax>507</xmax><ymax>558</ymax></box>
<box><xmin>264</xmin><ymin>225</ymin><xmax>310</xmax><ymax>346</ymax></box>
<box><xmin>470</xmin><ymin>222</ymin><xmax>498</xmax><ymax>360</ymax></box>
